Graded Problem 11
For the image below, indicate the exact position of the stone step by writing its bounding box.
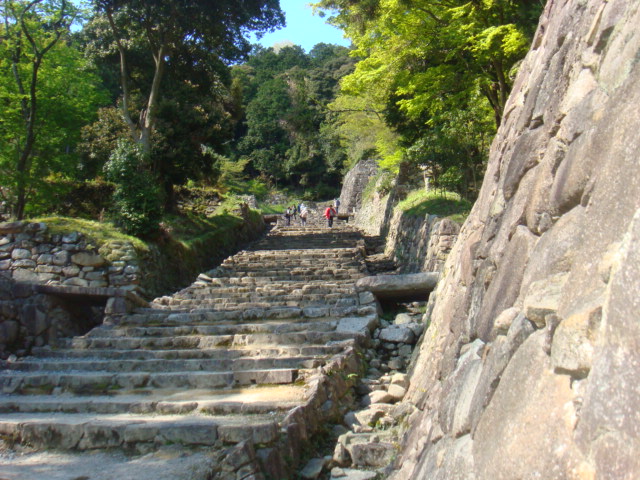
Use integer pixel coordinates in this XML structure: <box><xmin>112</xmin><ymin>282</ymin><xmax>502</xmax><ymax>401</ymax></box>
<box><xmin>57</xmin><ymin>330</ymin><xmax>366</xmax><ymax>350</ymax></box>
<box><xmin>119</xmin><ymin>308</ymin><xmax>340</xmax><ymax>325</ymax></box>
<box><xmin>165</xmin><ymin>296</ymin><xmax>359</xmax><ymax>310</ymax></box>
<box><xmin>0</xmin><ymin>384</ymin><xmax>306</xmax><ymax>415</ymax></box>
<box><xmin>176</xmin><ymin>285</ymin><xmax>357</xmax><ymax>296</ymax></box>
<box><xmin>209</xmin><ymin>271</ymin><xmax>365</xmax><ymax>282</ymax></box>
<box><xmin>2</xmin><ymin>354</ymin><xmax>323</xmax><ymax>373</ymax></box>
<box><xmin>131</xmin><ymin>304</ymin><xmax>376</xmax><ymax>320</ymax></box>
<box><xmin>196</xmin><ymin>277</ymin><xmax>359</xmax><ymax>286</ymax></box>
<box><xmin>0</xmin><ymin>368</ymin><xmax>300</xmax><ymax>395</ymax></box>
<box><xmin>169</xmin><ymin>292</ymin><xmax>358</xmax><ymax>305</ymax></box>
<box><xmin>222</xmin><ymin>248</ymin><xmax>360</xmax><ymax>266</ymax></box>
<box><xmin>30</xmin><ymin>342</ymin><xmax>353</xmax><ymax>360</ymax></box>
<box><xmin>0</xmin><ymin>412</ymin><xmax>283</xmax><ymax>450</ymax></box>
<box><xmin>87</xmin><ymin>319</ymin><xmax>340</xmax><ymax>337</ymax></box>
<box><xmin>0</xmin><ymin>225</ymin><xmax>372</xmax><ymax>473</ymax></box>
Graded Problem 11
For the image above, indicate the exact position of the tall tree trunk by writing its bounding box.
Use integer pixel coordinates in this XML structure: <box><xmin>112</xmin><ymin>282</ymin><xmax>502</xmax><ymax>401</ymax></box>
<box><xmin>139</xmin><ymin>44</ymin><xmax>167</xmax><ymax>160</ymax></box>
<box><xmin>106</xmin><ymin>8</ymin><xmax>138</xmax><ymax>142</ymax></box>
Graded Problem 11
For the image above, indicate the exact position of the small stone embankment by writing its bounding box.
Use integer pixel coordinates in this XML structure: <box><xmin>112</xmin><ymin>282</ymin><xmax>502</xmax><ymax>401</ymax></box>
<box><xmin>0</xmin><ymin>225</ymin><xmax>382</xmax><ymax>480</ymax></box>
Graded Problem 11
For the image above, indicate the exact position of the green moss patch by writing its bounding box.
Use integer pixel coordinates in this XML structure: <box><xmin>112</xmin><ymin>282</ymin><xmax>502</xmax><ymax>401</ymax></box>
<box><xmin>397</xmin><ymin>189</ymin><xmax>472</xmax><ymax>222</ymax></box>
<box><xmin>30</xmin><ymin>216</ymin><xmax>149</xmax><ymax>252</ymax></box>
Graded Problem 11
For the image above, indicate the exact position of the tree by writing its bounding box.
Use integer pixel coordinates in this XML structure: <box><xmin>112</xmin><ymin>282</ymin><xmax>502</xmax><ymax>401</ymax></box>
<box><xmin>314</xmin><ymin>0</ymin><xmax>542</xmax><ymax>198</ymax></box>
<box><xmin>92</xmin><ymin>0</ymin><xmax>285</xmax><ymax>156</ymax></box>
<box><xmin>231</xmin><ymin>43</ymin><xmax>355</xmax><ymax>193</ymax></box>
<box><xmin>0</xmin><ymin>0</ymin><xmax>105</xmax><ymax>219</ymax></box>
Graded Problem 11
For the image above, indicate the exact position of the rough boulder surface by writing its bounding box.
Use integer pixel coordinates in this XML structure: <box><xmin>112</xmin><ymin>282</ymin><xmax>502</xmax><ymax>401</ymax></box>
<box><xmin>390</xmin><ymin>0</ymin><xmax>640</xmax><ymax>478</ymax></box>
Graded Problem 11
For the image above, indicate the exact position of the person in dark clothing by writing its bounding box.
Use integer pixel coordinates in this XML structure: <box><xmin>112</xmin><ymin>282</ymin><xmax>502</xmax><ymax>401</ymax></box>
<box><xmin>284</xmin><ymin>207</ymin><xmax>292</xmax><ymax>226</ymax></box>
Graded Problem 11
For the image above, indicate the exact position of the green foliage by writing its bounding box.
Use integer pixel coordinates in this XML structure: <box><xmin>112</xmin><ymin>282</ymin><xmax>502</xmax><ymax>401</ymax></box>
<box><xmin>0</xmin><ymin>0</ymin><xmax>108</xmax><ymax>218</ymax></box>
<box><xmin>24</xmin><ymin>178</ymin><xmax>114</xmax><ymax>219</ymax></box>
<box><xmin>104</xmin><ymin>140</ymin><xmax>163</xmax><ymax>236</ymax></box>
<box><xmin>314</xmin><ymin>0</ymin><xmax>542</xmax><ymax>199</ymax></box>
<box><xmin>87</xmin><ymin>0</ymin><xmax>284</xmax><ymax>156</ymax></box>
<box><xmin>231</xmin><ymin>44</ymin><xmax>355</xmax><ymax>192</ymax></box>
<box><xmin>397</xmin><ymin>189</ymin><xmax>472</xmax><ymax>222</ymax></box>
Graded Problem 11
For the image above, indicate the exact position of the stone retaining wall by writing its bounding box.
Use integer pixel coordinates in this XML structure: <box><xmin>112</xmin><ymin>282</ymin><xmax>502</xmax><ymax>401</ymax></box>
<box><xmin>0</xmin><ymin>277</ymin><xmax>101</xmax><ymax>358</ymax></box>
<box><xmin>384</xmin><ymin>211</ymin><xmax>460</xmax><ymax>274</ymax></box>
<box><xmin>0</xmin><ymin>221</ymin><xmax>140</xmax><ymax>291</ymax></box>
<box><xmin>0</xmin><ymin>209</ymin><xmax>266</xmax><ymax>358</ymax></box>
<box><xmin>389</xmin><ymin>1</ymin><xmax>640</xmax><ymax>478</ymax></box>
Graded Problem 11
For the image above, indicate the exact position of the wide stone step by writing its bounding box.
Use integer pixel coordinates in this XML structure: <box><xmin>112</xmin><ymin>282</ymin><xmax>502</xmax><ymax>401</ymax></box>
<box><xmin>168</xmin><ymin>293</ymin><xmax>358</xmax><ymax>306</ymax></box>
<box><xmin>185</xmin><ymin>277</ymin><xmax>359</xmax><ymax>288</ymax></box>
<box><xmin>127</xmin><ymin>304</ymin><xmax>377</xmax><ymax>322</ymax></box>
<box><xmin>0</xmin><ymin>412</ymin><xmax>283</xmax><ymax>450</ymax></box>
<box><xmin>178</xmin><ymin>285</ymin><xmax>357</xmax><ymax>297</ymax></box>
<box><xmin>58</xmin><ymin>330</ymin><xmax>365</xmax><ymax>350</ymax></box>
<box><xmin>0</xmin><ymin>384</ymin><xmax>306</xmax><ymax>415</ymax></box>
<box><xmin>174</xmin><ymin>285</ymin><xmax>359</xmax><ymax>297</ymax></box>
<box><xmin>0</xmin><ymin>368</ymin><xmax>300</xmax><ymax>394</ymax></box>
<box><xmin>2</xmin><ymin>354</ymin><xmax>323</xmax><ymax>373</ymax></box>
<box><xmin>224</xmin><ymin>251</ymin><xmax>362</xmax><ymax>262</ymax></box>
<box><xmin>210</xmin><ymin>271</ymin><xmax>365</xmax><ymax>282</ymax></box>
<box><xmin>30</xmin><ymin>342</ymin><xmax>353</xmax><ymax>360</ymax></box>
<box><xmin>167</xmin><ymin>296</ymin><xmax>359</xmax><ymax>310</ymax></box>
<box><xmin>87</xmin><ymin>318</ymin><xmax>340</xmax><ymax>338</ymax></box>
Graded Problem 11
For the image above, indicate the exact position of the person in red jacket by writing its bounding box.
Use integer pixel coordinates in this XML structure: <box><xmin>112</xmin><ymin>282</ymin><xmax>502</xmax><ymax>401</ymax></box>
<box><xmin>324</xmin><ymin>205</ymin><xmax>336</xmax><ymax>227</ymax></box>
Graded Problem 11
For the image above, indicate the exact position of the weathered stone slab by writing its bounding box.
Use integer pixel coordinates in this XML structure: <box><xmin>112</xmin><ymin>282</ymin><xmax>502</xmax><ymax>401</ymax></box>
<box><xmin>0</xmin><ymin>222</ymin><xmax>25</xmax><ymax>235</ymax></box>
<box><xmin>336</xmin><ymin>315</ymin><xmax>378</xmax><ymax>334</ymax></box>
<box><xmin>71</xmin><ymin>252</ymin><xmax>106</xmax><ymax>267</ymax></box>
<box><xmin>438</xmin><ymin>339</ymin><xmax>484</xmax><ymax>437</ymax></box>
<box><xmin>473</xmin><ymin>331</ymin><xmax>580</xmax><ymax>479</ymax></box>
<box><xmin>378</xmin><ymin>326</ymin><xmax>415</xmax><ymax>344</ymax></box>
<box><xmin>217</xmin><ymin>421</ymin><xmax>278</xmax><ymax>445</ymax></box>
<box><xmin>330</xmin><ymin>468</ymin><xmax>378</xmax><ymax>480</ymax></box>
<box><xmin>522</xmin><ymin>273</ymin><xmax>568</xmax><ymax>328</ymax></box>
<box><xmin>159</xmin><ymin>422</ymin><xmax>218</xmax><ymax>446</ymax></box>
<box><xmin>574</xmin><ymin>209</ymin><xmax>640</xmax><ymax>479</ymax></box>
<box><xmin>551</xmin><ymin>303</ymin><xmax>600</xmax><ymax>378</ymax></box>
<box><xmin>355</xmin><ymin>273</ymin><xmax>438</xmax><ymax>301</ymax></box>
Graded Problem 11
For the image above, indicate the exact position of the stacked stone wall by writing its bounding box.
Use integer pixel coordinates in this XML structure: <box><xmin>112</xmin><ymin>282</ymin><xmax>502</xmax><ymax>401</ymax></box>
<box><xmin>384</xmin><ymin>211</ymin><xmax>460</xmax><ymax>274</ymax></box>
<box><xmin>389</xmin><ymin>0</ymin><xmax>640</xmax><ymax>478</ymax></box>
<box><xmin>0</xmin><ymin>222</ymin><xmax>140</xmax><ymax>291</ymax></box>
<box><xmin>0</xmin><ymin>209</ymin><xmax>266</xmax><ymax>358</ymax></box>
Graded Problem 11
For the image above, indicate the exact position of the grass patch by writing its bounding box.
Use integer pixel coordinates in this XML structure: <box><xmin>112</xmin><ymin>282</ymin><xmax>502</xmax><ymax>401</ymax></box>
<box><xmin>160</xmin><ymin>211</ymin><xmax>243</xmax><ymax>247</ymax></box>
<box><xmin>29</xmin><ymin>216</ymin><xmax>149</xmax><ymax>252</ymax></box>
<box><xmin>397</xmin><ymin>189</ymin><xmax>472</xmax><ymax>222</ymax></box>
<box><xmin>257</xmin><ymin>203</ymin><xmax>287</xmax><ymax>214</ymax></box>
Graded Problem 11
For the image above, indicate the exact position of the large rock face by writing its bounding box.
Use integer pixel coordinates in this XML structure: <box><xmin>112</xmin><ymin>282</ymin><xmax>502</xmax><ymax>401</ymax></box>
<box><xmin>339</xmin><ymin>158</ymin><xmax>379</xmax><ymax>216</ymax></box>
<box><xmin>391</xmin><ymin>0</ymin><xmax>640</xmax><ymax>478</ymax></box>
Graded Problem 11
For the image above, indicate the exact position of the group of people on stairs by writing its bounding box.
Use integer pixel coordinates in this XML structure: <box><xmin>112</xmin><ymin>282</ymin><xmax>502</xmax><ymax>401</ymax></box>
<box><xmin>284</xmin><ymin>202</ymin><xmax>309</xmax><ymax>226</ymax></box>
<box><xmin>283</xmin><ymin>198</ymin><xmax>341</xmax><ymax>228</ymax></box>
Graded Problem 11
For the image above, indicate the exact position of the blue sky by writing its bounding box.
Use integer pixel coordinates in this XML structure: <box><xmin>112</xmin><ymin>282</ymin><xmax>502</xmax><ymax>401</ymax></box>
<box><xmin>253</xmin><ymin>0</ymin><xmax>350</xmax><ymax>52</ymax></box>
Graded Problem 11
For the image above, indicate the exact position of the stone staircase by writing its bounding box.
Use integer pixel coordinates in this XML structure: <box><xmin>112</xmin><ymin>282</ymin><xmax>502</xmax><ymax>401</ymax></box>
<box><xmin>0</xmin><ymin>225</ymin><xmax>377</xmax><ymax>479</ymax></box>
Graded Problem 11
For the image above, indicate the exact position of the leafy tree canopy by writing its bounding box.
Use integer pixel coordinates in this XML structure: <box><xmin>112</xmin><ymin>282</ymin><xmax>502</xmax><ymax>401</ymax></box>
<box><xmin>0</xmin><ymin>0</ymin><xmax>107</xmax><ymax>218</ymax></box>
<box><xmin>230</xmin><ymin>43</ymin><xmax>355</xmax><ymax>194</ymax></box>
<box><xmin>315</xmin><ymin>0</ymin><xmax>542</xmax><ymax>199</ymax></box>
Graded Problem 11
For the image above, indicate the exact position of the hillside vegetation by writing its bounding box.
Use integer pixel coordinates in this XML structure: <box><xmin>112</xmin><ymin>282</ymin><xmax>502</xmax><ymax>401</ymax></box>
<box><xmin>1</xmin><ymin>0</ymin><xmax>541</xmax><ymax>242</ymax></box>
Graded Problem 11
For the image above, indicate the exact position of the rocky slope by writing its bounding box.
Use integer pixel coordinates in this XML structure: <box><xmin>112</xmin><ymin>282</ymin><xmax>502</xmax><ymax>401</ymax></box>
<box><xmin>390</xmin><ymin>0</ymin><xmax>640</xmax><ymax>478</ymax></box>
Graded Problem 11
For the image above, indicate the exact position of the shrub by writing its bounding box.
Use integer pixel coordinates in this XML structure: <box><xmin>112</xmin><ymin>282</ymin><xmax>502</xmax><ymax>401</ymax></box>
<box><xmin>104</xmin><ymin>140</ymin><xmax>163</xmax><ymax>236</ymax></box>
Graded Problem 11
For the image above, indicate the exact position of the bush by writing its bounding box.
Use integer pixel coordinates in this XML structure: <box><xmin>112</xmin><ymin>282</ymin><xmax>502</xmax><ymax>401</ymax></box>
<box><xmin>104</xmin><ymin>140</ymin><xmax>163</xmax><ymax>236</ymax></box>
